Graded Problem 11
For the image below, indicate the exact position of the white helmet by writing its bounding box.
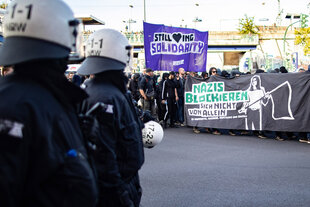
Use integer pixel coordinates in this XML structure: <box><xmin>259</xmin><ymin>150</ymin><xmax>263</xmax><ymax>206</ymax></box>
<box><xmin>142</xmin><ymin>121</ymin><xmax>164</xmax><ymax>149</ymax></box>
<box><xmin>0</xmin><ymin>0</ymin><xmax>81</xmax><ymax>66</ymax></box>
<box><xmin>77</xmin><ymin>29</ymin><xmax>132</xmax><ymax>75</ymax></box>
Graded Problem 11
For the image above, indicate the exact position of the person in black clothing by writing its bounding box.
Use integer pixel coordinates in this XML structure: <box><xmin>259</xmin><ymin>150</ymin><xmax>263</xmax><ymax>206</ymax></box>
<box><xmin>175</xmin><ymin>68</ymin><xmax>186</xmax><ymax>126</ymax></box>
<box><xmin>279</xmin><ymin>66</ymin><xmax>288</xmax><ymax>73</ymax></box>
<box><xmin>209</xmin><ymin>67</ymin><xmax>218</xmax><ymax>77</ymax></box>
<box><xmin>207</xmin><ymin>67</ymin><xmax>221</xmax><ymax>135</ymax></box>
<box><xmin>0</xmin><ymin>0</ymin><xmax>98</xmax><ymax>206</ymax></box>
<box><xmin>139</xmin><ymin>68</ymin><xmax>157</xmax><ymax>117</ymax></box>
<box><xmin>162</xmin><ymin>71</ymin><xmax>179</xmax><ymax>128</ymax></box>
<box><xmin>77</xmin><ymin>29</ymin><xmax>144</xmax><ymax>207</ymax></box>
<box><xmin>201</xmin><ymin>71</ymin><xmax>208</xmax><ymax>79</ymax></box>
<box><xmin>129</xmin><ymin>73</ymin><xmax>141</xmax><ymax>102</ymax></box>
<box><xmin>157</xmin><ymin>73</ymin><xmax>169</xmax><ymax>124</ymax></box>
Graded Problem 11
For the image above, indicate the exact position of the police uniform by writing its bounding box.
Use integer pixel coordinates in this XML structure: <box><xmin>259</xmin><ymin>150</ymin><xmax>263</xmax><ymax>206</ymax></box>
<box><xmin>77</xmin><ymin>29</ymin><xmax>144</xmax><ymax>207</ymax></box>
<box><xmin>81</xmin><ymin>76</ymin><xmax>144</xmax><ymax>207</ymax></box>
<box><xmin>0</xmin><ymin>64</ymin><xmax>97</xmax><ymax>207</ymax></box>
<box><xmin>0</xmin><ymin>0</ymin><xmax>98</xmax><ymax>206</ymax></box>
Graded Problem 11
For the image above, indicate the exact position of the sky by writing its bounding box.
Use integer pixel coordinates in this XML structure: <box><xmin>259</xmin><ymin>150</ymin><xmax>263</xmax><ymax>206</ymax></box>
<box><xmin>61</xmin><ymin>0</ymin><xmax>310</xmax><ymax>32</ymax></box>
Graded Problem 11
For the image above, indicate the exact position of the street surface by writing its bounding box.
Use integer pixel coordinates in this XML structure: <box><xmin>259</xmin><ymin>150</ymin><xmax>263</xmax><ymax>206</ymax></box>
<box><xmin>140</xmin><ymin>127</ymin><xmax>310</xmax><ymax>207</ymax></box>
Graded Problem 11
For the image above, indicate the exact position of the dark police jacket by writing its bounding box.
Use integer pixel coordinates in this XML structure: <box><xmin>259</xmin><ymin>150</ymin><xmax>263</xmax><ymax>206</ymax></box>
<box><xmin>80</xmin><ymin>78</ymin><xmax>144</xmax><ymax>204</ymax></box>
<box><xmin>0</xmin><ymin>75</ymin><xmax>98</xmax><ymax>207</ymax></box>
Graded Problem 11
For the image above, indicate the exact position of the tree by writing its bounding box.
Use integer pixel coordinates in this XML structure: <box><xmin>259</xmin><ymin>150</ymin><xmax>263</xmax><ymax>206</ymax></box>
<box><xmin>0</xmin><ymin>3</ymin><xmax>7</xmax><ymax>9</ymax></box>
<box><xmin>294</xmin><ymin>28</ymin><xmax>310</xmax><ymax>55</ymax></box>
<box><xmin>238</xmin><ymin>15</ymin><xmax>259</xmax><ymax>35</ymax></box>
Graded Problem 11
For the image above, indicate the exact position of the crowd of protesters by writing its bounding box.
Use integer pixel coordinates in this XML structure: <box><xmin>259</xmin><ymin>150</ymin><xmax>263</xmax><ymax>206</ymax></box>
<box><xmin>125</xmin><ymin>65</ymin><xmax>310</xmax><ymax>145</ymax></box>
<box><xmin>129</xmin><ymin>68</ymin><xmax>186</xmax><ymax>129</ymax></box>
<box><xmin>3</xmin><ymin>64</ymin><xmax>308</xmax><ymax>145</ymax></box>
<box><xmin>191</xmin><ymin>66</ymin><xmax>310</xmax><ymax>144</ymax></box>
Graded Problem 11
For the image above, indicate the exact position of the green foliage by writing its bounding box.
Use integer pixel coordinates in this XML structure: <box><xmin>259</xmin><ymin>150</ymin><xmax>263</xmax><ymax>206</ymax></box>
<box><xmin>238</xmin><ymin>15</ymin><xmax>259</xmax><ymax>35</ymax></box>
<box><xmin>295</xmin><ymin>28</ymin><xmax>310</xmax><ymax>55</ymax></box>
<box><xmin>0</xmin><ymin>3</ymin><xmax>7</xmax><ymax>9</ymax></box>
<box><xmin>301</xmin><ymin>14</ymin><xmax>309</xmax><ymax>28</ymax></box>
<box><xmin>0</xmin><ymin>3</ymin><xmax>8</xmax><ymax>9</ymax></box>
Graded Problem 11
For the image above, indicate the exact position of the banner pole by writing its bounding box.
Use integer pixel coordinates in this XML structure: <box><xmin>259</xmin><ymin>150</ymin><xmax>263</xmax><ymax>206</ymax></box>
<box><xmin>242</xmin><ymin>81</ymin><xmax>289</xmax><ymax>110</ymax></box>
<box><xmin>144</xmin><ymin>0</ymin><xmax>146</xmax><ymax>22</ymax></box>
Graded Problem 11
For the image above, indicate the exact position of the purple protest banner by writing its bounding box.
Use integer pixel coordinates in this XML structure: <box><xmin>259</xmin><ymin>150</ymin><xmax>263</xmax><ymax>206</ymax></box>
<box><xmin>143</xmin><ymin>22</ymin><xmax>209</xmax><ymax>72</ymax></box>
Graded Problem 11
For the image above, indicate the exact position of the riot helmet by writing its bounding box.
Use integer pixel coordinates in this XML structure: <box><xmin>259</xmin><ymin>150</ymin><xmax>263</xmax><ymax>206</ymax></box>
<box><xmin>142</xmin><ymin>121</ymin><xmax>164</xmax><ymax>149</ymax></box>
<box><xmin>77</xmin><ymin>29</ymin><xmax>132</xmax><ymax>75</ymax></box>
<box><xmin>0</xmin><ymin>0</ymin><xmax>81</xmax><ymax>66</ymax></box>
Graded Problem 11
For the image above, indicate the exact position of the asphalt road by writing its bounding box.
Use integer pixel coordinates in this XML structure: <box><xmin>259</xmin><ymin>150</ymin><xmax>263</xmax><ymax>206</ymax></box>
<box><xmin>139</xmin><ymin>127</ymin><xmax>310</xmax><ymax>207</ymax></box>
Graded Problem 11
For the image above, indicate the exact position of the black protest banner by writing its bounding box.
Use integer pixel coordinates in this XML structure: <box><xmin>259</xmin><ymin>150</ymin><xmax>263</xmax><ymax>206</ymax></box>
<box><xmin>184</xmin><ymin>73</ymin><xmax>310</xmax><ymax>132</ymax></box>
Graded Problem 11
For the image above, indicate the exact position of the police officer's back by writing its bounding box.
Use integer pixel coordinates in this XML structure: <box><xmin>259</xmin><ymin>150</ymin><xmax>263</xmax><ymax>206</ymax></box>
<box><xmin>0</xmin><ymin>0</ymin><xmax>97</xmax><ymax>206</ymax></box>
<box><xmin>78</xmin><ymin>29</ymin><xmax>144</xmax><ymax>207</ymax></box>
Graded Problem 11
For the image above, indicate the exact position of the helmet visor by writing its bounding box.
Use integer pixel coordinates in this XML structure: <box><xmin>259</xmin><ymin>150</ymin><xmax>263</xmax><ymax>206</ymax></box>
<box><xmin>77</xmin><ymin>56</ymin><xmax>125</xmax><ymax>75</ymax></box>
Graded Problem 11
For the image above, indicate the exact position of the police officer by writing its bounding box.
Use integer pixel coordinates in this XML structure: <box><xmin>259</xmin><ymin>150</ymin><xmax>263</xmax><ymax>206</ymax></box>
<box><xmin>0</xmin><ymin>0</ymin><xmax>98</xmax><ymax>206</ymax></box>
<box><xmin>77</xmin><ymin>29</ymin><xmax>144</xmax><ymax>207</ymax></box>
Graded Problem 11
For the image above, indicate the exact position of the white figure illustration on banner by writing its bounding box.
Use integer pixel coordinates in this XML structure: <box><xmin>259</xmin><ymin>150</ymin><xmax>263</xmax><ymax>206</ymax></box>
<box><xmin>238</xmin><ymin>75</ymin><xmax>270</xmax><ymax>130</ymax></box>
<box><xmin>238</xmin><ymin>75</ymin><xmax>294</xmax><ymax>131</ymax></box>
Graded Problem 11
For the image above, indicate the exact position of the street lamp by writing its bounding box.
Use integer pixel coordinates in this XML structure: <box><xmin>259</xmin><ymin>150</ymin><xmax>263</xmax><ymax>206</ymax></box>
<box><xmin>124</xmin><ymin>5</ymin><xmax>136</xmax><ymax>32</ymax></box>
<box><xmin>123</xmin><ymin>19</ymin><xmax>137</xmax><ymax>32</ymax></box>
<box><xmin>193</xmin><ymin>3</ymin><xmax>202</xmax><ymax>28</ymax></box>
<box><xmin>193</xmin><ymin>17</ymin><xmax>202</xmax><ymax>28</ymax></box>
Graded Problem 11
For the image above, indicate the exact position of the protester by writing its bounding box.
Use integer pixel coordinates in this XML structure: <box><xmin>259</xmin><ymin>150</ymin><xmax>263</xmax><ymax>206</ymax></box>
<box><xmin>175</xmin><ymin>68</ymin><xmax>186</xmax><ymax>126</ymax></box>
<box><xmin>129</xmin><ymin>73</ymin><xmax>141</xmax><ymax>102</ymax></box>
<box><xmin>1</xmin><ymin>65</ymin><xmax>13</xmax><ymax>76</ymax></box>
<box><xmin>279</xmin><ymin>66</ymin><xmax>288</xmax><ymax>73</ymax></box>
<box><xmin>298</xmin><ymin>132</ymin><xmax>308</xmax><ymax>143</ymax></box>
<box><xmin>138</xmin><ymin>68</ymin><xmax>147</xmax><ymax>82</ymax></box>
<box><xmin>209</xmin><ymin>67</ymin><xmax>218</xmax><ymax>76</ymax></box>
<box><xmin>77</xmin><ymin>29</ymin><xmax>144</xmax><ymax>207</ymax></box>
<box><xmin>208</xmin><ymin>67</ymin><xmax>221</xmax><ymax>135</ymax></box>
<box><xmin>72</xmin><ymin>73</ymin><xmax>82</xmax><ymax>86</ymax></box>
<box><xmin>162</xmin><ymin>71</ymin><xmax>179</xmax><ymax>128</ymax></box>
<box><xmin>67</xmin><ymin>71</ymin><xmax>74</xmax><ymax>81</ymax></box>
<box><xmin>139</xmin><ymin>68</ymin><xmax>157</xmax><ymax>117</ymax></box>
<box><xmin>201</xmin><ymin>71</ymin><xmax>209</xmax><ymax>79</ymax></box>
<box><xmin>298</xmin><ymin>68</ymin><xmax>306</xmax><ymax>72</ymax></box>
<box><xmin>158</xmin><ymin>73</ymin><xmax>169</xmax><ymax>125</ymax></box>
<box><xmin>0</xmin><ymin>0</ymin><xmax>98</xmax><ymax>206</ymax></box>
<box><xmin>221</xmin><ymin>70</ymin><xmax>230</xmax><ymax>78</ymax></box>
<box><xmin>230</xmin><ymin>69</ymin><xmax>241</xmax><ymax>78</ymax></box>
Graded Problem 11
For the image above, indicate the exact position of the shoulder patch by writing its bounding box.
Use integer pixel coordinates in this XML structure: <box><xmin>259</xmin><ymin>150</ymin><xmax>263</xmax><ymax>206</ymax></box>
<box><xmin>0</xmin><ymin>119</ymin><xmax>24</xmax><ymax>139</ymax></box>
<box><xmin>106</xmin><ymin>104</ymin><xmax>114</xmax><ymax>114</ymax></box>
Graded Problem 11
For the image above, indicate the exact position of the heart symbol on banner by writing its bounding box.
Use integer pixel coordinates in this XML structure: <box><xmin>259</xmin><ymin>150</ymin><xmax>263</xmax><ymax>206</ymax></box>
<box><xmin>172</xmin><ymin>33</ymin><xmax>182</xmax><ymax>43</ymax></box>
